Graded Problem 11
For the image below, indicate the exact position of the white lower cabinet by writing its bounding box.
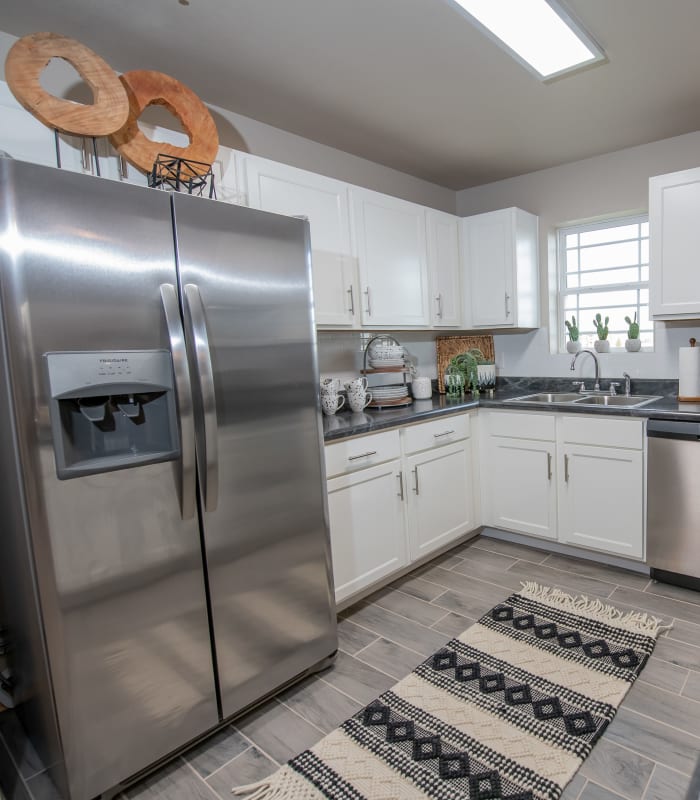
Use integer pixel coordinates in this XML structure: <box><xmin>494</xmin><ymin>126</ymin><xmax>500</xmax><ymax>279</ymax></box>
<box><xmin>480</xmin><ymin>410</ymin><xmax>645</xmax><ymax>560</ymax></box>
<box><xmin>325</xmin><ymin>413</ymin><xmax>477</xmax><ymax>604</ymax></box>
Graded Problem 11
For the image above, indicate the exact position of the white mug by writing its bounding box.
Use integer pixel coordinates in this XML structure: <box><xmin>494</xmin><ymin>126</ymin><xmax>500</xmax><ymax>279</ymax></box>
<box><xmin>320</xmin><ymin>377</ymin><xmax>342</xmax><ymax>394</ymax></box>
<box><xmin>412</xmin><ymin>376</ymin><xmax>432</xmax><ymax>400</ymax></box>
<box><xmin>345</xmin><ymin>376</ymin><xmax>368</xmax><ymax>394</ymax></box>
<box><xmin>321</xmin><ymin>393</ymin><xmax>345</xmax><ymax>415</ymax></box>
<box><xmin>348</xmin><ymin>391</ymin><xmax>372</xmax><ymax>412</ymax></box>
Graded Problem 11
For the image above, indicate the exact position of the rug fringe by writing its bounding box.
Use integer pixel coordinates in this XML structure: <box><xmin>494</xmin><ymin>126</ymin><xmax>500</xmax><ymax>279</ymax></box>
<box><xmin>232</xmin><ymin>766</ymin><xmax>317</xmax><ymax>799</ymax></box>
<box><xmin>519</xmin><ymin>581</ymin><xmax>673</xmax><ymax>638</ymax></box>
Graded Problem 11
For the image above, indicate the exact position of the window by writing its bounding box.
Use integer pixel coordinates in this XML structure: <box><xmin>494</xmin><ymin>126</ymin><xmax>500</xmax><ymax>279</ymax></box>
<box><xmin>558</xmin><ymin>215</ymin><xmax>652</xmax><ymax>351</ymax></box>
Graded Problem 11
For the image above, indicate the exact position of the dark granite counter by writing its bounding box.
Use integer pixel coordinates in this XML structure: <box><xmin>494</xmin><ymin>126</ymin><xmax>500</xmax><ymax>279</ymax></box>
<box><xmin>322</xmin><ymin>376</ymin><xmax>700</xmax><ymax>442</ymax></box>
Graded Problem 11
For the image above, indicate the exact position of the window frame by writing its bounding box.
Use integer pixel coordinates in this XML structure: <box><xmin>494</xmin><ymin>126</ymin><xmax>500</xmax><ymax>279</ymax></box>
<box><xmin>557</xmin><ymin>214</ymin><xmax>652</xmax><ymax>353</ymax></box>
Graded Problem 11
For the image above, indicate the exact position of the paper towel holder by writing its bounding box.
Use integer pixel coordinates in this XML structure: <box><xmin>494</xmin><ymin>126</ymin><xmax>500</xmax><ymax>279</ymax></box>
<box><xmin>678</xmin><ymin>337</ymin><xmax>700</xmax><ymax>403</ymax></box>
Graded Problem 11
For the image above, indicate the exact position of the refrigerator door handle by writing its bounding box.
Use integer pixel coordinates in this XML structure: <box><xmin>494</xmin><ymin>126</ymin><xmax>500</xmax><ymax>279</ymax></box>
<box><xmin>160</xmin><ymin>283</ymin><xmax>197</xmax><ymax>520</ymax></box>
<box><xmin>183</xmin><ymin>283</ymin><xmax>219</xmax><ymax>512</ymax></box>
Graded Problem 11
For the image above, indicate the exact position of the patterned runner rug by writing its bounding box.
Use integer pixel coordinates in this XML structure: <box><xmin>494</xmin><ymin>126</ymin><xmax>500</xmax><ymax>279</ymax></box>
<box><xmin>233</xmin><ymin>582</ymin><xmax>670</xmax><ymax>800</ymax></box>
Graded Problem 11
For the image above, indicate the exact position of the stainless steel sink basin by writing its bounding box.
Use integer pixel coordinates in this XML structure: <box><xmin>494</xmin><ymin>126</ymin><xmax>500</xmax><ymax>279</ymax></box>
<box><xmin>510</xmin><ymin>392</ymin><xmax>583</xmax><ymax>403</ymax></box>
<box><xmin>572</xmin><ymin>394</ymin><xmax>660</xmax><ymax>408</ymax></box>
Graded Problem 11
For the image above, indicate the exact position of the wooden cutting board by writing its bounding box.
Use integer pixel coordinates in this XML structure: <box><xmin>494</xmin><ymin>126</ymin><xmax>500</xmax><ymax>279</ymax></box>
<box><xmin>109</xmin><ymin>70</ymin><xmax>219</xmax><ymax>175</ymax></box>
<box><xmin>436</xmin><ymin>335</ymin><xmax>495</xmax><ymax>393</ymax></box>
<box><xmin>4</xmin><ymin>32</ymin><xmax>129</xmax><ymax>136</ymax></box>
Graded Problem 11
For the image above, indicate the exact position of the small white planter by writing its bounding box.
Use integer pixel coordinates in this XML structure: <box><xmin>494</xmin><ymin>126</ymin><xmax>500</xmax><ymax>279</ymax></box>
<box><xmin>625</xmin><ymin>338</ymin><xmax>642</xmax><ymax>352</ymax></box>
<box><xmin>594</xmin><ymin>340</ymin><xmax>610</xmax><ymax>353</ymax></box>
<box><xmin>566</xmin><ymin>340</ymin><xmax>581</xmax><ymax>354</ymax></box>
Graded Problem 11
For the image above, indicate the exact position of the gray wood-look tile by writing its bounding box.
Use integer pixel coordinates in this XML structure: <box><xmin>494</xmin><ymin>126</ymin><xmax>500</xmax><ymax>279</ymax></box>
<box><xmin>354</xmin><ymin>638</ymin><xmax>425</xmax><ymax>680</ymax></box>
<box><xmin>431</xmin><ymin>611</ymin><xmax>476</xmax><ymax>638</ymax></box>
<box><xmin>368</xmin><ymin>587</ymin><xmax>450</xmax><ymax>626</ymax></box>
<box><xmin>429</xmin><ymin>552</ymin><xmax>465</xmax><ymax>570</ymax></box>
<box><xmin>416</xmin><ymin>565</ymin><xmax>508</xmax><ymax>606</ymax></box>
<box><xmin>642</xmin><ymin>764</ymin><xmax>692</xmax><ymax>800</ymax></box>
<box><xmin>319</xmin><ymin>651</ymin><xmax>395</xmax><ymax>705</ymax></box>
<box><xmin>682</xmin><ymin>670</ymin><xmax>700</xmax><ymax>702</ymax></box>
<box><xmin>450</xmin><ymin>558</ymin><xmax>524</xmax><ymax>592</ymax></box>
<box><xmin>336</xmin><ymin>617</ymin><xmax>379</xmax><ymax>655</ymax></box>
<box><xmin>125</xmin><ymin>759</ymin><xmax>217</xmax><ymax>799</ymax></box>
<box><xmin>609</xmin><ymin>587</ymin><xmax>700</xmax><ymax>626</ymax></box>
<box><xmin>278</xmin><ymin>674</ymin><xmax>360</xmax><ymax>733</ymax></box>
<box><xmin>578</xmin><ymin>783</ymin><xmax>627</xmax><ymax>800</ymax></box>
<box><xmin>388</xmin><ymin>574</ymin><xmax>447</xmax><ymax>602</ymax></box>
<box><xmin>604</xmin><ymin>707</ymin><xmax>700</xmax><ymax>777</ymax></box>
<box><xmin>233</xmin><ymin>700</ymin><xmax>324</xmax><ymax>765</ymax></box>
<box><xmin>453</xmin><ymin>545</ymin><xmax>519</xmax><ymax>571</ymax></box>
<box><xmin>471</xmin><ymin>536</ymin><xmax>551</xmax><ymax>563</ymax></box>
<box><xmin>184</xmin><ymin>726</ymin><xmax>249</xmax><ymax>778</ymax></box>
<box><xmin>645</xmin><ymin>580</ymin><xmax>700</xmax><ymax>608</ymax></box>
<box><xmin>652</xmin><ymin>636</ymin><xmax>700</xmax><ymax>673</ymax></box>
<box><xmin>580</xmin><ymin>738</ymin><xmax>654</xmax><ymax>799</ymax></box>
<box><xmin>0</xmin><ymin>734</ymin><xmax>32</xmax><ymax>800</ymax></box>
<box><xmin>636</xmin><ymin>656</ymin><xmax>689</xmax><ymax>694</ymax></box>
<box><xmin>430</xmin><ymin>589</ymin><xmax>496</xmax><ymax>620</ymax></box>
<box><xmin>665</xmin><ymin>618</ymin><xmax>700</xmax><ymax>647</ymax></box>
<box><xmin>505</xmin><ymin>560</ymin><xmax>617</xmax><ymax>599</ymax></box>
<box><xmin>22</xmin><ymin>772</ymin><xmax>62</xmax><ymax>800</ymax></box>
<box><xmin>342</xmin><ymin>602</ymin><xmax>450</xmax><ymax>655</ymax></box>
<box><xmin>0</xmin><ymin>711</ymin><xmax>46</xmax><ymax>780</ymax></box>
<box><xmin>204</xmin><ymin>747</ymin><xmax>277</xmax><ymax>799</ymax></box>
<box><xmin>624</xmin><ymin>682</ymin><xmax>700</xmax><ymax>738</ymax></box>
<box><xmin>543</xmin><ymin>553</ymin><xmax>650</xmax><ymax>592</ymax></box>
<box><xmin>561</xmin><ymin>773</ymin><xmax>588</xmax><ymax>800</ymax></box>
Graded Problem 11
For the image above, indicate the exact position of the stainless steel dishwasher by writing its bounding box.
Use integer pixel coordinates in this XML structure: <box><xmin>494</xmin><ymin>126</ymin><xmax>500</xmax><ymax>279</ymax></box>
<box><xmin>647</xmin><ymin>418</ymin><xmax>700</xmax><ymax>591</ymax></box>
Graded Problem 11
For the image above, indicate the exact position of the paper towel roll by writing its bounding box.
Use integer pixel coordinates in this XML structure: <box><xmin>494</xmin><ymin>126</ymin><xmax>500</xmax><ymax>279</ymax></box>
<box><xmin>679</xmin><ymin>342</ymin><xmax>700</xmax><ymax>401</ymax></box>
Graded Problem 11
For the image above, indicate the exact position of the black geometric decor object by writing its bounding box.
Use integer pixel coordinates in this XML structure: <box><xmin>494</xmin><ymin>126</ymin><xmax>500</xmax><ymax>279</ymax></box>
<box><xmin>148</xmin><ymin>154</ymin><xmax>216</xmax><ymax>198</ymax></box>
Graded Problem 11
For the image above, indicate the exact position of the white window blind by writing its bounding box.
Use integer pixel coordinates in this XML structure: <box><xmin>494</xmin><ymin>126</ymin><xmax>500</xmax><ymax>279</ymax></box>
<box><xmin>558</xmin><ymin>215</ymin><xmax>652</xmax><ymax>350</ymax></box>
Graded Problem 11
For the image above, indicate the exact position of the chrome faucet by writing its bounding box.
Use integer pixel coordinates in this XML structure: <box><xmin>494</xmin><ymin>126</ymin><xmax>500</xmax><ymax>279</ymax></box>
<box><xmin>570</xmin><ymin>349</ymin><xmax>601</xmax><ymax>392</ymax></box>
<box><xmin>622</xmin><ymin>372</ymin><xmax>632</xmax><ymax>397</ymax></box>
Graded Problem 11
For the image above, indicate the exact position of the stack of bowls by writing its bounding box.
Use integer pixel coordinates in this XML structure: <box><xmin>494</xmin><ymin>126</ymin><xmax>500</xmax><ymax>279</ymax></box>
<box><xmin>369</xmin><ymin>343</ymin><xmax>405</xmax><ymax>368</ymax></box>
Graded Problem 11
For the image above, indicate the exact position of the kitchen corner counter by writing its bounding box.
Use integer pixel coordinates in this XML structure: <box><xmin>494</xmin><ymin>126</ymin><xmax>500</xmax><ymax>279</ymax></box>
<box><xmin>323</xmin><ymin>382</ymin><xmax>700</xmax><ymax>442</ymax></box>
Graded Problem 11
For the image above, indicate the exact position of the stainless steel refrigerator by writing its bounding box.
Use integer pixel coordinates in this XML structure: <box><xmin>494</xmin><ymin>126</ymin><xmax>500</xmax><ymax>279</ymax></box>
<box><xmin>0</xmin><ymin>158</ymin><xmax>337</xmax><ymax>800</ymax></box>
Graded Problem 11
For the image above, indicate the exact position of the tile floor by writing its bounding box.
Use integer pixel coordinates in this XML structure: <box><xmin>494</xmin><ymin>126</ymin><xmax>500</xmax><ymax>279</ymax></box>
<box><xmin>1</xmin><ymin>533</ymin><xmax>700</xmax><ymax>800</ymax></box>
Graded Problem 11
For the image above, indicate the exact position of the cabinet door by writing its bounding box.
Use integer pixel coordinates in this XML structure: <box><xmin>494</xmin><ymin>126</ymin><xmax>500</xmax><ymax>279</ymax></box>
<box><xmin>352</xmin><ymin>189</ymin><xmax>430</xmax><ymax>326</ymax></box>
<box><xmin>483</xmin><ymin>436</ymin><xmax>557</xmax><ymax>540</ymax></box>
<box><xmin>426</xmin><ymin>210</ymin><xmax>461</xmax><ymax>327</ymax></box>
<box><xmin>558</xmin><ymin>445</ymin><xmax>644</xmax><ymax>559</ymax></box>
<box><xmin>0</xmin><ymin>81</ymin><xmax>58</xmax><ymax>167</ymax></box>
<box><xmin>650</xmin><ymin>168</ymin><xmax>700</xmax><ymax>318</ymax></box>
<box><xmin>327</xmin><ymin>460</ymin><xmax>407</xmax><ymax>603</ymax></box>
<box><xmin>406</xmin><ymin>441</ymin><xmax>475</xmax><ymax>560</ymax></box>
<box><xmin>463</xmin><ymin>209</ymin><xmax>514</xmax><ymax>327</ymax></box>
<box><xmin>245</xmin><ymin>157</ymin><xmax>357</xmax><ymax>327</ymax></box>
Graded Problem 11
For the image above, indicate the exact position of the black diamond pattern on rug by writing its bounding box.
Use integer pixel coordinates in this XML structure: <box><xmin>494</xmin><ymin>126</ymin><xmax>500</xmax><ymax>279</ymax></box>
<box><xmin>439</xmin><ymin>753</ymin><xmax>470</xmax><ymax>779</ymax></box>
<box><xmin>455</xmin><ymin>662</ymin><xmax>481</xmax><ymax>682</ymax></box>
<box><xmin>504</xmin><ymin>684</ymin><xmax>533</xmax><ymax>706</ymax></box>
<box><xmin>557</xmin><ymin>631</ymin><xmax>583</xmax><ymax>649</ymax></box>
<box><xmin>433</xmin><ymin>651</ymin><xmax>457</xmax><ymax>671</ymax></box>
<box><xmin>479</xmin><ymin>673</ymin><xmax>506</xmax><ymax>693</ymax></box>
<box><xmin>563</xmin><ymin>711</ymin><xmax>598</xmax><ymax>737</ymax></box>
<box><xmin>492</xmin><ymin>606</ymin><xmax>514</xmax><ymax>622</ymax></box>
<box><xmin>386</xmin><ymin>720</ymin><xmax>414</xmax><ymax>742</ymax></box>
<box><xmin>534</xmin><ymin>622</ymin><xmax>558</xmax><ymax>639</ymax></box>
<box><xmin>413</xmin><ymin>735</ymin><xmax>441</xmax><ymax>760</ymax></box>
<box><xmin>470</xmin><ymin>770</ymin><xmax>502</xmax><ymax>799</ymax></box>
<box><xmin>363</xmin><ymin>703</ymin><xmax>390</xmax><ymax>726</ymax></box>
<box><xmin>610</xmin><ymin>648</ymin><xmax>640</xmax><ymax>668</ymax></box>
<box><xmin>532</xmin><ymin>697</ymin><xmax>563</xmax><ymax>720</ymax></box>
<box><xmin>513</xmin><ymin>613</ymin><xmax>536</xmax><ymax>630</ymax></box>
<box><xmin>582</xmin><ymin>639</ymin><xmax>611</xmax><ymax>659</ymax></box>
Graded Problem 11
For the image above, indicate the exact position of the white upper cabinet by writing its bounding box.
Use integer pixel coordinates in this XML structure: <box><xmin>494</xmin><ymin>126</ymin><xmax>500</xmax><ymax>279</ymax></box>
<box><xmin>351</xmin><ymin>188</ymin><xmax>430</xmax><ymax>326</ymax></box>
<box><xmin>244</xmin><ymin>156</ymin><xmax>358</xmax><ymax>327</ymax></box>
<box><xmin>461</xmin><ymin>207</ymin><xmax>539</xmax><ymax>329</ymax></box>
<box><xmin>0</xmin><ymin>81</ymin><xmax>59</xmax><ymax>168</ymax></box>
<box><xmin>649</xmin><ymin>167</ymin><xmax>700</xmax><ymax>319</ymax></box>
<box><xmin>426</xmin><ymin>209</ymin><xmax>462</xmax><ymax>327</ymax></box>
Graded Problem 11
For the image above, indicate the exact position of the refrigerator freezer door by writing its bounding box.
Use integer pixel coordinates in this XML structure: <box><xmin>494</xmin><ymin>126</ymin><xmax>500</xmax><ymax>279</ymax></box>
<box><xmin>172</xmin><ymin>193</ymin><xmax>337</xmax><ymax>719</ymax></box>
<box><xmin>0</xmin><ymin>161</ymin><xmax>219</xmax><ymax>800</ymax></box>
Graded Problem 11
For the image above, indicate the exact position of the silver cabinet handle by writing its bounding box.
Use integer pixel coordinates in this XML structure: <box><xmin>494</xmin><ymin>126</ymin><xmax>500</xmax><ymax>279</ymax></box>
<box><xmin>433</xmin><ymin>430</ymin><xmax>455</xmax><ymax>438</ymax></box>
<box><xmin>547</xmin><ymin>452</ymin><xmax>552</xmax><ymax>481</ymax></box>
<box><xmin>119</xmin><ymin>155</ymin><xmax>129</xmax><ymax>180</ymax></box>
<box><xmin>412</xmin><ymin>466</ymin><xmax>420</xmax><ymax>495</ymax></box>
<box><xmin>81</xmin><ymin>137</ymin><xmax>93</xmax><ymax>173</ymax></box>
<box><xmin>564</xmin><ymin>453</ymin><xmax>570</xmax><ymax>482</ymax></box>
<box><xmin>505</xmin><ymin>292</ymin><xmax>511</xmax><ymax>318</ymax></box>
<box><xmin>348</xmin><ymin>450</ymin><xmax>377</xmax><ymax>461</ymax></box>
<box><xmin>397</xmin><ymin>471</ymin><xmax>404</xmax><ymax>500</ymax></box>
<box><xmin>160</xmin><ymin>284</ymin><xmax>196</xmax><ymax>520</ymax></box>
<box><xmin>347</xmin><ymin>285</ymin><xmax>355</xmax><ymax>315</ymax></box>
<box><xmin>183</xmin><ymin>283</ymin><xmax>219</xmax><ymax>512</ymax></box>
<box><xmin>364</xmin><ymin>286</ymin><xmax>371</xmax><ymax>316</ymax></box>
<box><xmin>435</xmin><ymin>294</ymin><xmax>443</xmax><ymax>318</ymax></box>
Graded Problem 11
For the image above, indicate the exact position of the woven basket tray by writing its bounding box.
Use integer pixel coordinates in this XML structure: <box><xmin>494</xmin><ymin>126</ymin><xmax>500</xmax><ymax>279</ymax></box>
<box><xmin>436</xmin><ymin>335</ymin><xmax>495</xmax><ymax>393</ymax></box>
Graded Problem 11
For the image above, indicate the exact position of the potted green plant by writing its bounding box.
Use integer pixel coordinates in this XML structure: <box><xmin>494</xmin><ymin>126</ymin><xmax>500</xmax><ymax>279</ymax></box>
<box><xmin>593</xmin><ymin>313</ymin><xmax>610</xmax><ymax>353</ymax></box>
<box><xmin>564</xmin><ymin>315</ymin><xmax>581</xmax><ymax>354</ymax></box>
<box><xmin>624</xmin><ymin>312</ymin><xmax>641</xmax><ymax>352</ymax></box>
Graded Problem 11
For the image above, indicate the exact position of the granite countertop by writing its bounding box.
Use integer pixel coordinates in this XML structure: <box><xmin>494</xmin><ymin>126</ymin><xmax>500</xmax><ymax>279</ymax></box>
<box><xmin>322</xmin><ymin>377</ymin><xmax>700</xmax><ymax>442</ymax></box>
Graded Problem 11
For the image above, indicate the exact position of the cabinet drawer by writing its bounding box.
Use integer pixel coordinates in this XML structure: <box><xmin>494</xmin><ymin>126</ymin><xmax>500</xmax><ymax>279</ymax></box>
<box><xmin>325</xmin><ymin>429</ymin><xmax>401</xmax><ymax>477</ymax></box>
<box><xmin>402</xmin><ymin>414</ymin><xmax>470</xmax><ymax>454</ymax></box>
<box><xmin>486</xmin><ymin>410</ymin><xmax>555</xmax><ymax>441</ymax></box>
<box><xmin>559</xmin><ymin>415</ymin><xmax>643</xmax><ymax>450</ymax></box>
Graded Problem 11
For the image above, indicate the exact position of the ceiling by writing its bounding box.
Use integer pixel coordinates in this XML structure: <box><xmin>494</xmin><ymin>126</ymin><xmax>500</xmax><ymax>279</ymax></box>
<box><xmin>3</xmin><ymin>0</ymin><xmax>700</xmax><ymax>190</ymax></box>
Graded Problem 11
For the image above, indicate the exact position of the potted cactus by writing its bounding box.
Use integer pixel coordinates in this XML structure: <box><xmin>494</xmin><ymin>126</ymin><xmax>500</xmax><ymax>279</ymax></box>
<box><xmin>593</xmin><ymin>313</ymin><xmax>610</xmax><ymax>353</ymax></box>
<box><xmin>564</xmin><ymin>315</ymin><xmax>581</xmax><ymax>354</ymax></box>
<box><xmin>625</xmin><ymin>312</ymin><xmax>641</xmax><ymax>352</ymax></box>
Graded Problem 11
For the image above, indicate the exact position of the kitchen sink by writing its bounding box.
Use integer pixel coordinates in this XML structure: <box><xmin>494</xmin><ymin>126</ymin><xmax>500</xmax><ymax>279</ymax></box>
<box><xmin>507</xmin><ymin>392</ymin><xmax>661</xmax><ymax>408</ymax></box>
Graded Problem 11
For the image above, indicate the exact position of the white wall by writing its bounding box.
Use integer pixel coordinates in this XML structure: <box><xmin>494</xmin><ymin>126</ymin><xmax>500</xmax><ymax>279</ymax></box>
<box><xmin>0</xmin><ymin>30</ymin><xmax>455</xmax><ymax>213</ymax></box>
<box><xmin>456</xmin><ymin>132</ymin><xmax>700</xmax><ymax>380</ymax></box>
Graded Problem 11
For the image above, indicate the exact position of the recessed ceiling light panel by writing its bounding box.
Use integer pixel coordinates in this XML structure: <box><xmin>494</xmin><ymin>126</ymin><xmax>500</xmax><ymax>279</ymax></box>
<box><xmin>451</xmin><ymin>0</ymin><xmax>606</xmax><ymax>80</ymax></box>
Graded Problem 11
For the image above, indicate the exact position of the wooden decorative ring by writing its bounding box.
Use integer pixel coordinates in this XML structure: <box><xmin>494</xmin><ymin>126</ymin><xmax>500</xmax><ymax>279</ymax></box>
<box><xmin>109</xmin><ymin>70</ymin><xmax>219</xmax><ymax>176</ymax></box>
<box><xmin>4</xmin><ymin>32</ymin><xmax>129</xmax><ymax>136</ymax></box>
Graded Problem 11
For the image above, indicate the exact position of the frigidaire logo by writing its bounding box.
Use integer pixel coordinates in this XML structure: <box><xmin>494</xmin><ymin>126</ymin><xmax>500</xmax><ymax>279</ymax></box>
<box><xmin>99</xmin><ymin>358</ymin><xmax>128</xmax><ymax>363</ymax></box>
